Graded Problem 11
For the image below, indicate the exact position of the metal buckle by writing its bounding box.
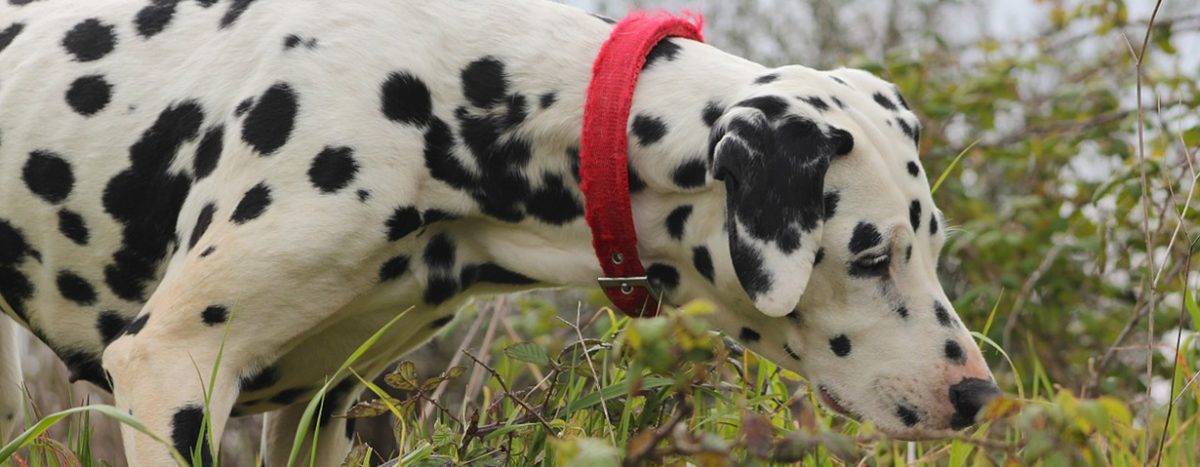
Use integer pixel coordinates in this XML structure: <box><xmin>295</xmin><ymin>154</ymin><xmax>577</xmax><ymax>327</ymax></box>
<box><xmin>597</xmin><ymin>276</ymin><xmax>651</xmax><ymax>296</ymax></box>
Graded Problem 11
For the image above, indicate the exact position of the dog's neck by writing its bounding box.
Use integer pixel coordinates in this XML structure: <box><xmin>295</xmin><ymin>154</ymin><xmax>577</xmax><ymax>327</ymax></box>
<box><xmin>447</xmin><ymin>35</ymin><xmax>766</xmax><ymax>308</ymax></box>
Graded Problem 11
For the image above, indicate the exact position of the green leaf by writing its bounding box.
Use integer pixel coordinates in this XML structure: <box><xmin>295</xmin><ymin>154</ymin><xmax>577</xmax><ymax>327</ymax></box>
<box><xmin>564</xmin><ymin>376</ymin><xmax>674</xmax><ymax>416</ymax></box>
<box><xmin>504</xmin><ymin>342</ymin><xmax>551</xmax><ymax>367</ymax></box>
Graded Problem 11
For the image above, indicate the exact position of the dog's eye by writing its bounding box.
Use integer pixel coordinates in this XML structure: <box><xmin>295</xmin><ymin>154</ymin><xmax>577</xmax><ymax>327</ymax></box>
<box><xmin>850</xmin><ymin>254</ymin><xmax>891</xmax><ymax>277</ymax></box>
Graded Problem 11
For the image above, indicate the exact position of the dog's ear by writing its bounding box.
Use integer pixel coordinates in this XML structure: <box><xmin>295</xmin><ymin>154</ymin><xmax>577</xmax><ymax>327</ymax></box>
<box><xmin>709</xmin><ymin>105</ymin><xmax>851</xmax><ymax>317</ymax></box>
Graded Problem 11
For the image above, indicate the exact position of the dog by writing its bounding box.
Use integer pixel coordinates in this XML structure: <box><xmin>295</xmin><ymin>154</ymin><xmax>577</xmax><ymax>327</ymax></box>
<box><xmin>0</xmin><ymin>0</ymin><xmax>999</xmax><ymax>464</ymax></box>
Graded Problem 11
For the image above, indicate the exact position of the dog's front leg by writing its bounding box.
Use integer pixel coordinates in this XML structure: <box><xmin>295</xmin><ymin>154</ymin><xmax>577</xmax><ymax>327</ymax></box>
<box><xmin>0</xmin><ymin>315</ymin><xmax>22</xmax><ymax>441</ymax></box>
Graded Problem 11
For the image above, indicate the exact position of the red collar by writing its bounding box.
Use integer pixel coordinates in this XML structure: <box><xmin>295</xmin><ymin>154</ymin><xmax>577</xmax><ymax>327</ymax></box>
<box><xmin>580</xmin><ymin>11</ymin><xmax>705</xmax><ymax>317</ymax></box>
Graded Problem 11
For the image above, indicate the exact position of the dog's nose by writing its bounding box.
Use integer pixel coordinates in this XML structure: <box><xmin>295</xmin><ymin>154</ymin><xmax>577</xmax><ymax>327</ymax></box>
<box><xmin>948</xmin><ymin>378</ymin><xmax>1001</xmax><ymax>429</ymax></box>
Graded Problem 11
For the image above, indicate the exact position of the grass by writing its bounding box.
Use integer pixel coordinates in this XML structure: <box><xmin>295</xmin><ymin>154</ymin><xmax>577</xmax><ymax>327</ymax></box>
<box><xmin>1</xmin><ymin>296</ymin><xmax>1196</xmax><ymax>466</ymax></box>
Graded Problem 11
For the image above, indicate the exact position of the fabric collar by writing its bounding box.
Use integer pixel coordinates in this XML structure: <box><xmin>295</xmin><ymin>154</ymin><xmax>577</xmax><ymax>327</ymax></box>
<box><xmin>579</xmin><ymin>11</ymin><xmax>705</xmax><ymax>317</ymax></box>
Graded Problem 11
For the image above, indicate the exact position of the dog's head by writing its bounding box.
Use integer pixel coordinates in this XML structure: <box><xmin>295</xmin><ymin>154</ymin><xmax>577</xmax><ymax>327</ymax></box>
<box><xmin>664</xmin><ymin>67</ymin><xmax>998</xmax><ymax>437</ymax></box>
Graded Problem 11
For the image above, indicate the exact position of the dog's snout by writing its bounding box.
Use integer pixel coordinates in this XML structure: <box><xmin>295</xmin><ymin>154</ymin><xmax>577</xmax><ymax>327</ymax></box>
<box><xmin>948</xmin><ymin>378</ymin><xmax>1001</xmax><ymax>429</ymax></box>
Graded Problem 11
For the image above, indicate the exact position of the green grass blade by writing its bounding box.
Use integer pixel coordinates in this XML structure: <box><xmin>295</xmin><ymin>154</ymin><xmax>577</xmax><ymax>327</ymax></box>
<box><xmin>0</xmin><ymin>404</ymin><xmax>188</xmax><ymax>466</ymax></box>
<box><xmin>931</xmin><ymin>139</ymin><xmax>980</xmax><ymax>194</ymax></box>
<box><xmin>285</xmin><ymin>307</ymin><xmax>413</xmax><ymax>467</ymax></box>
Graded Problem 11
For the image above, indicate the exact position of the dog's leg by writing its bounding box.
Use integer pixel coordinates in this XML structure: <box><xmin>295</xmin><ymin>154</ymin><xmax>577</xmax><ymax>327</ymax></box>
<box><xmin>260</xmin><ymin>379</ymin><xmax>363</xmax><ymax>467</ymax></box>
<box><xmin>0</xmin><ymin>315</ymin><xmax>22</xmax><ymax>441</ymax></box>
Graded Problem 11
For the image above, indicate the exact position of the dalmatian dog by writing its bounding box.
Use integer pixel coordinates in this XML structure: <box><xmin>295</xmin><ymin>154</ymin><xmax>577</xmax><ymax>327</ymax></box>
<box><xmin>0</xmin><ymin>0</ymin><xmax>1000</xmax><ymax>464</ymax></box>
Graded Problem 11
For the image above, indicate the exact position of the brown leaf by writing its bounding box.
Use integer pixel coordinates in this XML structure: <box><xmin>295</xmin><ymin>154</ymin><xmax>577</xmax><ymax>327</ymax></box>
<box><xmin>626</xmin><ymin>429</ymin><xmax>659</xmax><ymax>460</ymax></box>
<box><xmin>345</xmin><ymin>398</ymin><xmax>399</xmax><ymax>419</ymax></box>
<box><xmin>340</xmin><ymin>442</ymin><xmax>369</xmax><ymax>467</ymax></box>
<box><xmin>739</xmin><ymin>412</ymin><xmax>775</xmax><ymax>458</ymax></box>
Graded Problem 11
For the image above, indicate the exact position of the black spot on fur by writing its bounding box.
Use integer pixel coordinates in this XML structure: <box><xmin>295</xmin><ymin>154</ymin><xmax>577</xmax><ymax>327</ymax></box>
<box><xmin>896</xmin><ymin>118</ymin><xmax>920</xmax><ymax>146</ymax></box>
<box><xmin>801</xmin><ymin>96</ymin><xmax>830</xmax><ymax>112</ymax></box>
<box><xmin>831</xmin><ymin>96</ymin><xmax>846</xmax><ymax>109</ymax></box>
<box><xmin>0</xmin><ymin>221</ymin><xmax>34</xmax><ymax>319</ymax></box>
<box><xmin>909</xmin><ymin>200</ymin><xmax>922</xmax><ymax>232</ymax></box>
<box><xmin>895</xmin><ymin>304</ymin><xmax>910</xmax><ymax>319</ymax></box>
<box><xmin>849</xmin><ymin>222</ymin><xmax>882</xmax><ymax>254</ymax></box>
<box><xmin>97</xmin><ymin>311</ymin><xmax>129</xmax><ymax>345</ymax></box>
<box><xmin>356</xmin><ymin>190</ymin><xmax>370</xmax><ymax>202</ymax></box>
<box><xmin>734</xmin><ymin>95</ymin><xmax>788</xmax><ymax>120</ymax></box>
<box><xmin>230</xmin><ymin>183</ymin><xmax>271</xmax><ymax>224</ymax></box>
<box><xmin>894</xmin><ymin>89</ymin><xmax>911</xmax><ymax>110</ymax></box>
<box><xmin>728</xmin><ymin>226</ymin><xmax>771</xmax><ymax>300</ymax></box>
<box><xmin>666</xmin><ymin>205</ymin><xmax>692</xmax><ymax>240</ymax></box>
<box><xmin>189</xmin><ymin>203</ymin><xmax>215</xmax><ymax>249</ymax></box>
<box><xmin>813</xmin><ymin>248</ymin><xmax>825</xmax><ymax>266</ymax></box>
<box><xmin>242</xmin><ymin>82</ymin><xmax>297</xmax><ymax>155</ymax></box>
<box><xmin>905</xmin><ymin>245</ymin><xmax>912</xmax><ymax>263</ymax></box>
<box><xmin>62</xmin><ymin>19</ymin><xmax>116</xmax><ymax>62</ymax></box>
<box><xmin>906</xmin><ymin>161</ymin><xmax>920</xmax><ymax>177</ymax></box>
<box><xmin>381</xmin><ymin>71</ymin><xmax>433</xmax><ymax>126</ymax></box>
<box><xmin>829</xmin><ymin>127</ymin><xmax>854</xmax><ymax>156</ymax></box>
<box><xmin>423</xmin><ymin>233</ymin><xmax>456</xmax><ymax>269</ymax></box>
<box><xmin>672</xmin><ymin>159</ymin><xmax>707</xmax><ymax>189</ymax></box>
<box><xmin>318</xmin><ymin>379</ymin><xmax>357</xmax><ymax>427</ymax></box>
<box><xmin>199</xmin><ymin>246</ymin><xmax>216</xmax><ymax>257</ymax></box>
<box><xmin>101</xmin><ymin>101</ymin><xmax>202</xmax><ymax>300</ymax></box>
<box><xmin>56</xmin><ymin>270</ymin><xmax>97</xmax><ymax>305</ymax></box>
<box><xmin>944</xmin><ymin>339</ymin><xmax>965</xmax><ymax>364</ymax></box>
<box><xmin>66</xmin><ymin>75</ymin><xmax>112</xmax><ymax>116</ymax></box>
<box><xmin>308</xmin><ymin>146</ymin><xmax>359</xmax><ymax>193</ymax></box>
<box><xmin>830</xmin><ymin>75</ymin><xmax>849</xmax><ymax>86</ymax></box>
<box><xmin>201</xmin><ymin>305</ymin><xmax>228</xmax><ymax>326</ymax></box>
<box><xmin>702</xmin><ymin>101</ymin><xmax>724</xmax><ymax>127</ymax></box>
<box><xmin>379</xmin><ymin>255</ymin><xmax>410</xmax><ymax>282</ymax></box>
<box><xmin>525</xmin><ymin>174</ymin><xmax>583</xmax><ymax>225</ymax></box>
<box><xmin>539</xmin><ymin>92</ymin><xmax>556</xmax><ymax>109</ymax></box>
<box><xmin>934</xmin><ymin>300</ymin><xmax>952</xmax><ymax>327</ymax></box>
<box><xmin>646</xmin><ymin>263</ymin><xmax>680</xmax><ymax>292</ymax></box>
<box><xmin>57</xmin><ymin>210</ymin><xmax>89</xmax><ymax>245</ymax></box>
<box><xmin>240</xmin><ymin>366</ymin><xmax>280</xmax><ymax>392</ymax></box>
<box><xmin>193</xmin><ymin>125</ymin><xmax>223</xmax><ymax>180</ymax></box>
<box><xmin>873</xmin><ymin>92</ymin><xmax>897</xmax><ymax>111</ymax></box>
<box><xmin>829</xmin><ymin>335</ymin><xmax>851</xmax><ymax>357</ymax></box>
<box><xmin>124</xmin><ymin>313</ymin><xmax>149</xmax><ymax>336</ymax></box>
<box><xmin>460</xmin><ymin>263</ymin><xmax>536</xmax><ymax>288</ymax></box>
<box><xmin>421</xmin><ymin>209</ymin><xmax>458</xmax><ymax>224</ymax></box>
<box><xmin>234</xmin><ymin>98</ymin><xmax>253</xmax><ymax>116</ymax></box>
<box><xmin>386</xmin><ymin>207</ymin><xmax>421</xmax><ymax>241</ymax></box>
<box><xmin>739</xmin><ymin>327</ymin><xmax>761</xmax><ymax>342</ymax></box>
<box><xmin>134</xmin><ymin>0</ymin><xmax>179</xmax><ymax>38</ymax></box>
<box><xmin>692</xmin><ymin>246</ymin><xmax>714</xmax><ymax>282</ymax></box>
<box><xmin>23</xmin><ymin>150</ymin><xmax>74</xmax><ymax>204</ymax></box>
<box><xmin>783</xmin><ymin>342</ymin><xmax>801</xmax><ymax>360</ymax></box>
<box><xmin>627</xmin><ymin>164</ymin><xmax>647</xmax><ymax>193</ymax></box>
<box><xmin>220</xmin><ymin>0</ymin><xmax>258</xmax><ymax>28</ymax></box>
<box><xmin>631</xmin><ymin>114</ymin><xmax>667</xmax><ymax>145</ymax></box>
<box><xmin>462</xmin><ymin>57</ymin><xmax>509</xmax><ymax>108</ymax></box>
<box><xmin>424</xmin><ymin>277</ymin><xmax>458</xmax><ymax>305</ymax></box>
<box><xmin>822</xmin><ymin>192</ymin><xmax>839</xmax><ymax>220</ymax></box>
<box><xmin>61</xmin><ymin>350</ymin><xmax>108</xmax><ymax>390</ymax></box>
<box><xmin>171</xmin><ymin>405</ymin><xmax>213</xmax><ymax>467</ymax></box>
<box><xmin>0</xmin><ymin>23</ymin><xmax>24</xmax><ymax>53</ymax></box>
<box><xmin>930</xmin><ymin>212</ymin><xmax>940</xmax><ymax>235</ymax></box>
<box><xmin>591</xmin><ymin>14</ymin><xmax>617</xmax><ymax>24</ymax></box>
<box><xmin>643</xmin><ymin>39</ymin><xmax>680</xmax><ymax>69</ymax></box>
<box><xmin>754</xmin><ymin>73</ymin><xmax>779</xmax><ymax>85</ymax></box>
<box><xmin>429</xmin><ymin>316</ymin><xmax>453</xmax><ymax>328</ymax></box>
<box><xmin>896</xmin><ymin>405</ymin><xmax>920</xmax><ymax>427</ymax></box>
<box><xmin>283</xmin><ymin>34</ymin><xmax>302</xmax><ymax>49</ymax></box>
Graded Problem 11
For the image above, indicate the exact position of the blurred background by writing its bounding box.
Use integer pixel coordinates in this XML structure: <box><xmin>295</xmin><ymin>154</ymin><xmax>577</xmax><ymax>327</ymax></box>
<box><xmin>11</xmin><ymin>0</ymin><xmax>1199</xmax><ymax>465</ymax></box>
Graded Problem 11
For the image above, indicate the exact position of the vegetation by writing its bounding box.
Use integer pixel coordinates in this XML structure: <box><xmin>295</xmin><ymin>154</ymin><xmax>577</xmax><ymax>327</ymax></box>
<box><xmin>3</xmin><ymin>0</ymin><xmax>1199</xmax><ymax>465</ymax></box>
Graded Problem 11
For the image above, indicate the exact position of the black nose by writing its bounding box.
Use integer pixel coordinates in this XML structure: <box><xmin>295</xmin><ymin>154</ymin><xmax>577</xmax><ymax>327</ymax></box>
<box><xmin>948</xmin><ymin>378</ymin><xmax>1001</xmax><ymax>429</ymax></box>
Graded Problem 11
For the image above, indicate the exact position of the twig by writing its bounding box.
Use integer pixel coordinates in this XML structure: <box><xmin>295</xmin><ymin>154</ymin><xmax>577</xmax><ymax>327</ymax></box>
<box><xmin>461</xmin><ymin>298</ymin><xmax>508</xmax><ymax>412</ymax></box>
<box><xmin>1002</xmin><ymin>241</ymin><xmax>1067</xmax><ymax>350</ymax></box>
<box><xmin>421</xmin><ymin>302</ymin><xmax>488</xmax><ymax>420</ymax></box>
<box><xmin>557</xmin><ymin>303</ymin><xmax>616</xmax><ymax>443</ymax></box>
<box><xmin>460</xmin><ymin>348</ymin><xmax>555</xmax><ymax>435</ymax></box>
<box><xmin>1157</xmin><ymin>235</ymin><xmax>1198</xmax><ymax>464</ymax></box>
<box><xmin>624</xmin><ymin>394</ymin><xmax>692</xmax><ymax>466</ymax></box>
<box><xmin>1123</xmin><ymin>1</ymin><xmax>1163</xmax><ymax>462</ymax></box>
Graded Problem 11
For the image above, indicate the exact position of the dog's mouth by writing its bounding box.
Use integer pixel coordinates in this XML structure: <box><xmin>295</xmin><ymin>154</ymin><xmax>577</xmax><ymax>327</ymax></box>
<box><xmin>817</xmin><ymin>385</ymin><xmax>852</xmax><ymax>416</ymax></box>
